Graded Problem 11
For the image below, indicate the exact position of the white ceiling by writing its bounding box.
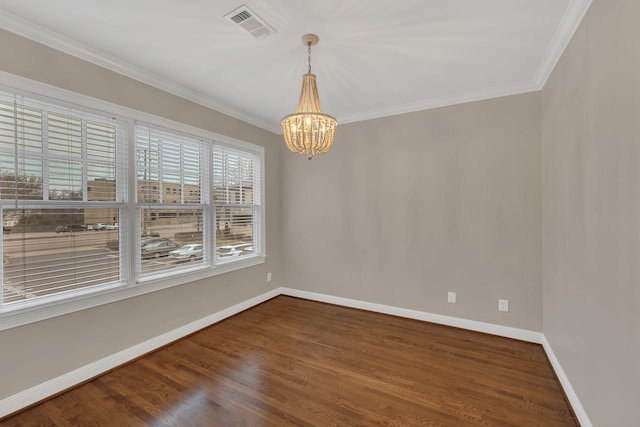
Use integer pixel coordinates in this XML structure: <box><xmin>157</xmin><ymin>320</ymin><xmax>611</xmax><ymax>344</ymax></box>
<box><xmin>0</xmin><ymin>0</ymin><xmax>590</xmax><ymax>133</ymax></box>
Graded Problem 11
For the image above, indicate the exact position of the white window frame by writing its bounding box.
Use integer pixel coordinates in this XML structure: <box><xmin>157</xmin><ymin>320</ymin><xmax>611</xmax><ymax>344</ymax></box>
<box><xmin>134</xmin><ymin>124</ymin><xmax>211</xmax><ymax>281</ymax></box>
<box><xmin>0</xmin><ymin>71</ymin><xmax>266</xmax><ymax>331</ymax></box>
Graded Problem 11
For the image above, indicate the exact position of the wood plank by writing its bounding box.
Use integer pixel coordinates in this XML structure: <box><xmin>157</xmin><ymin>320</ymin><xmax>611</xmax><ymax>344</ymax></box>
<box><xmin>1</xmin><ymin>296</ymin><xmax>578</xmax><ymax>426</ymax></box>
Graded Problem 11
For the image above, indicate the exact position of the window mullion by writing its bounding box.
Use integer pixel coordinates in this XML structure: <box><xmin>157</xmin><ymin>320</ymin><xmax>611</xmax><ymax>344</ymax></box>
<box><xmin>12</xmin><ymin>97</ymin><xmax>19</xmax><ymax>207</ymax></box>
<box><xmin>81</xmin><ymin>119</ymin><xmax>88</xmax><ymax>202</ymax></box>
<box><xmin>157</xmin><ymin>135</ymin><xmax>163</xmax><ymax>203</ymax></box>
<box><xmin>205</xmin><ymin>142</ymin><xmax>213</xmax><ymax>265</ymax></box>
<box><xmin>42</xmin><ymin>110</ymin><xmax>49</xmax><ymax>201</ymax></box>
<box><xmin>128</xmin><ymin>120</ymin><xmax>138</xmax><ymax>284</ymax></box>
<box><xmin>1</xmin><ymin>86</ymin><xmax>263</xmax><ymax>317</ymax></box>
<box><xmin>180</xmin><ymin>144</ymin><xmax>185</xmax><ymax>204</ymax></box>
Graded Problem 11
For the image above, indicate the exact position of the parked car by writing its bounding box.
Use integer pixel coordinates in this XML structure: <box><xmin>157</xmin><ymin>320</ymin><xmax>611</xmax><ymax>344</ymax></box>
<box><xmin>2</xmin><ymin>226</ymin><xmax>11</xmax><ymax>234</ymax></box>
<box><xmin>233</xmin><ymin>243</ymin><xmax>254</xmax><ymax>256</ymax></box>
<box><xmin>216</xmin><ymin>245</ymin><xmax>241</xmax><ymax>260</ymax></box>
<box><xmin>56</xmin><ymin>224</ymin><xmax>85</xmax><ymax>233</ymax></box>
<box><xmin>141</xmin><ymin>236</ymin><xmax>167</xmax><ymax>246</ymax></box>
<box><xmin>169</xmin><ymin>243</ymin><xmax>203</xmax><ymax>261</ymax></box>
<box><xmin>216</xmin><ymin>243</ymin><xmax>254</xmax><ymax>260</ymax></box>
<box><xmin>106</xmin><ymin>223</ymin><xmax>119</xmax><ymax>230</ymax></box>
<box><xmin>141</xmin><ymin>238</ymin><xmax>178</xmax><ymax>258</ymax></box>
<box><xmin>94</xmin><ymin>223</ymin><xmax>107</xmax><ymax>231</ymax></box>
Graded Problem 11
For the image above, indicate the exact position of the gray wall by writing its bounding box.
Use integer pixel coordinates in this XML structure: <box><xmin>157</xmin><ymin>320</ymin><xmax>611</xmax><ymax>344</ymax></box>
<box><xmin>0</xmin><ymin>29</ymin><xmax>284</xmax><ymax>400</ymax></box>
<box><xmin>542</xmin><ymin>0</ymin><xmax>640</xmax><ymax>425</ymax></box>
<box><xmin>3</xmin><ymin>0</ymin><xmax>638</xmax><ymax>422</ymax></box>
<box><xmin>282</xmin><ymin>93</ymin><xmax>543</xmax><ymax>331</ymax></box>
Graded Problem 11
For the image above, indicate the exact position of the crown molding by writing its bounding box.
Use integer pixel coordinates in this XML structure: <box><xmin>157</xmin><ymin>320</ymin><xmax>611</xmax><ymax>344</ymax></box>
<box><xmin>0</xmin><ymin>10</ymin><xmax>281</xmax><ymax>134</ymax></box>
<box><xmin>339</xmin><ymin>80</ymin><xmax>541</xmax><ymax>125</ymax></box>
<box><xmin>0</xmin><ymin>1</ymin><xmax>592</xmax><ymax>134</ymax></box>
<box><xmin>534</xmin><ymin>0</ymin><xmax>593</xmax><ymax>88</ymax></box>
<box><xmin>339</xmin><ymin>0</ymin><xmax>593</xmax><ymax>125</ymax></box>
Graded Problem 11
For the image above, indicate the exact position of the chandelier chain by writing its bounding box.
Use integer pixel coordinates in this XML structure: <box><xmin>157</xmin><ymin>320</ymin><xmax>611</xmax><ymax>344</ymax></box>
<box><xmin>307</xmin><ymin>42</ymin><xmax>312</xmax><ymax>74</ymax></box>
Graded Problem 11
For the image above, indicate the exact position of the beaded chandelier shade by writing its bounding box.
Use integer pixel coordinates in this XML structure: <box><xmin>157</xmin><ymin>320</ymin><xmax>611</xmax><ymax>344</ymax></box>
<box><xmin>281</xmin><ymin>34</ymin><xmax>337</xmax><ymax>160</ymax></box>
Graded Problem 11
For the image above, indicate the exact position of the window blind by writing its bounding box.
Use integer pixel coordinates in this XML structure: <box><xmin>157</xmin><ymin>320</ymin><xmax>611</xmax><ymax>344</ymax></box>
<box><xmin>135</xmin><ymin>126</ymin><xmax>208</xmax><ymax>276</ymax></box>
<box><xmin>0</xmin><ymin>86</ymin><xmax>264</xmax><ymax>314</ymax></box>
<box><xmin>213</xmin><ymin>145</ymin><xmax>261</xmax><ymax>262</ymax></box>
<box><xmin>0</xmin><ymin>92</ymin><xmax>128</xmax><ymax>305</ymax></box>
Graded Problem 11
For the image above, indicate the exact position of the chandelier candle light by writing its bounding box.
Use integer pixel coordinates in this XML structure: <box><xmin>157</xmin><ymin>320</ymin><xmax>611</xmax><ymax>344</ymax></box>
<box><xmin>281</xmin><ymin>34</ymin><xmax>337</xmax><ymax>160</ymax></box>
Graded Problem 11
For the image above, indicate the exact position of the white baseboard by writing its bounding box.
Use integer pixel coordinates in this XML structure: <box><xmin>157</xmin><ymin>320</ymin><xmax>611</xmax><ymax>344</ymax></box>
<box><xmin>1</xmin><ymin>287</ymin><xmax>590</xmax><ymax>426</ymax></box>
<box><xmin>0</xmin><ymin>288</ymin><xmax>280</xmax><ymax>419</ymax></box>
<box><xmin>542</xmin><ymin>335</ymin><xmax>593</xmax><ymax>427</ymax></box>
<box><xmin>280</xmin><ymin>288</ymin><xmax>543</xmax><ymax>343</ymax></box>
<box><xmin>281</xmin><ymin>288</ymin><xmax>593</xmax><ymax>425</ymax></box>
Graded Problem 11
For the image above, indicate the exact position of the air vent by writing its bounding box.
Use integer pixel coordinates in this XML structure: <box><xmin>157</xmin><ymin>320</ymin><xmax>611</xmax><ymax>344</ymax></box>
<box><xmin>224</xmin><ymin>5</ymin><xmax>276</xmax><ymax>39</ymax></box>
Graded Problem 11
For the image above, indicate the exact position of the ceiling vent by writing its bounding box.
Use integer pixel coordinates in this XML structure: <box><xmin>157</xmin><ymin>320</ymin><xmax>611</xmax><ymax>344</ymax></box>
<box><xmin>224</xmin><ymin>5</ymin><xmax>275</xmax><ymax>39</ymax></box>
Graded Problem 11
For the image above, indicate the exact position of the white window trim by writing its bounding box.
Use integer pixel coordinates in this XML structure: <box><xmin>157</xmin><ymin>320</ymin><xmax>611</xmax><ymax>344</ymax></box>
<box><xmin>0</xmin><ymin>71</ymin><xmax>266</xmax><ymax>332</ymax></box>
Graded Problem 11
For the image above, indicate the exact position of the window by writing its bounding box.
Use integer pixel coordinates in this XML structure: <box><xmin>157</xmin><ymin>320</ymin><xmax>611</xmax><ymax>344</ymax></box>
<box><xmin>136</xmin><ymin>126</ymin><xmax>207</xmax><ymax>276</ymax></box>
<box><xmin>135</xmin><ymin>126</ymin><xmax>263</xmax><ymax>273</ymax></box>
<box><xmin>0</xmin><ymin>93</ymin><xmax>127</xmax><ymax>305</ymax></box>
<box><xmin>0</xmin><ymin>85</ymin><xmax>264</xmax><ymax>326</ymax></box>
<box><xmin>213</xmin><ymin>146</ymin><xmax>261</xmax><ymax>262</ymax></box>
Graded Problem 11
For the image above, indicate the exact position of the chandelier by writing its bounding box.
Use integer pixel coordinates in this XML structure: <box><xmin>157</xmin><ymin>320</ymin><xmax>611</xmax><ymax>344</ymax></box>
<box><xmin>281</xmin><ymin>34</ymin><xmax>337</xmax><ymax>160</ymax></box>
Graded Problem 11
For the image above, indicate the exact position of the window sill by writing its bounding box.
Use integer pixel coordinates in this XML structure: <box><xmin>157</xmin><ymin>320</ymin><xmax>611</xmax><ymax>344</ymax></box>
<box><xmin>0</xmin><ymin>255</ymin><xmax>266</xmax><ymax>332</ymax></box>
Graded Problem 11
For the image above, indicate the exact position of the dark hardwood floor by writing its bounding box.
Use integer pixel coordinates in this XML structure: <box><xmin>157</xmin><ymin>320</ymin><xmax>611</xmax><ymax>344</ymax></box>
<box><xmin>1</xmin><ymin>296</ymin><xmax>578</xmax><ymax>426</ymax></box>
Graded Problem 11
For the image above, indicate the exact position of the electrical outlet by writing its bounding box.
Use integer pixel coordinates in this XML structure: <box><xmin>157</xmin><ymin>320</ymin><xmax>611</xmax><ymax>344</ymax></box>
<box><xmin>267</xmin><ymin>272</ymin><xmax>272</xmax><ymax>282</ymax></box>
<box><xmin>499</xmin><ymin>299</ymin><xmax>509</xmax><ymax>312</ymax></box>
<box><xmin>447</xmin><ymin>291</ymin><xmax>456</xmax><ymax>303</ymax></box>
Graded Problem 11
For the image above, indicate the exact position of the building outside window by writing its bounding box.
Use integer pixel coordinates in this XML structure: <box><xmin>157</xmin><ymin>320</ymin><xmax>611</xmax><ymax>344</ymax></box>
<box><xmin>0</xmin><ymin>89</ymin><xmax>264</xmax><ymax>318</ymax></box>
